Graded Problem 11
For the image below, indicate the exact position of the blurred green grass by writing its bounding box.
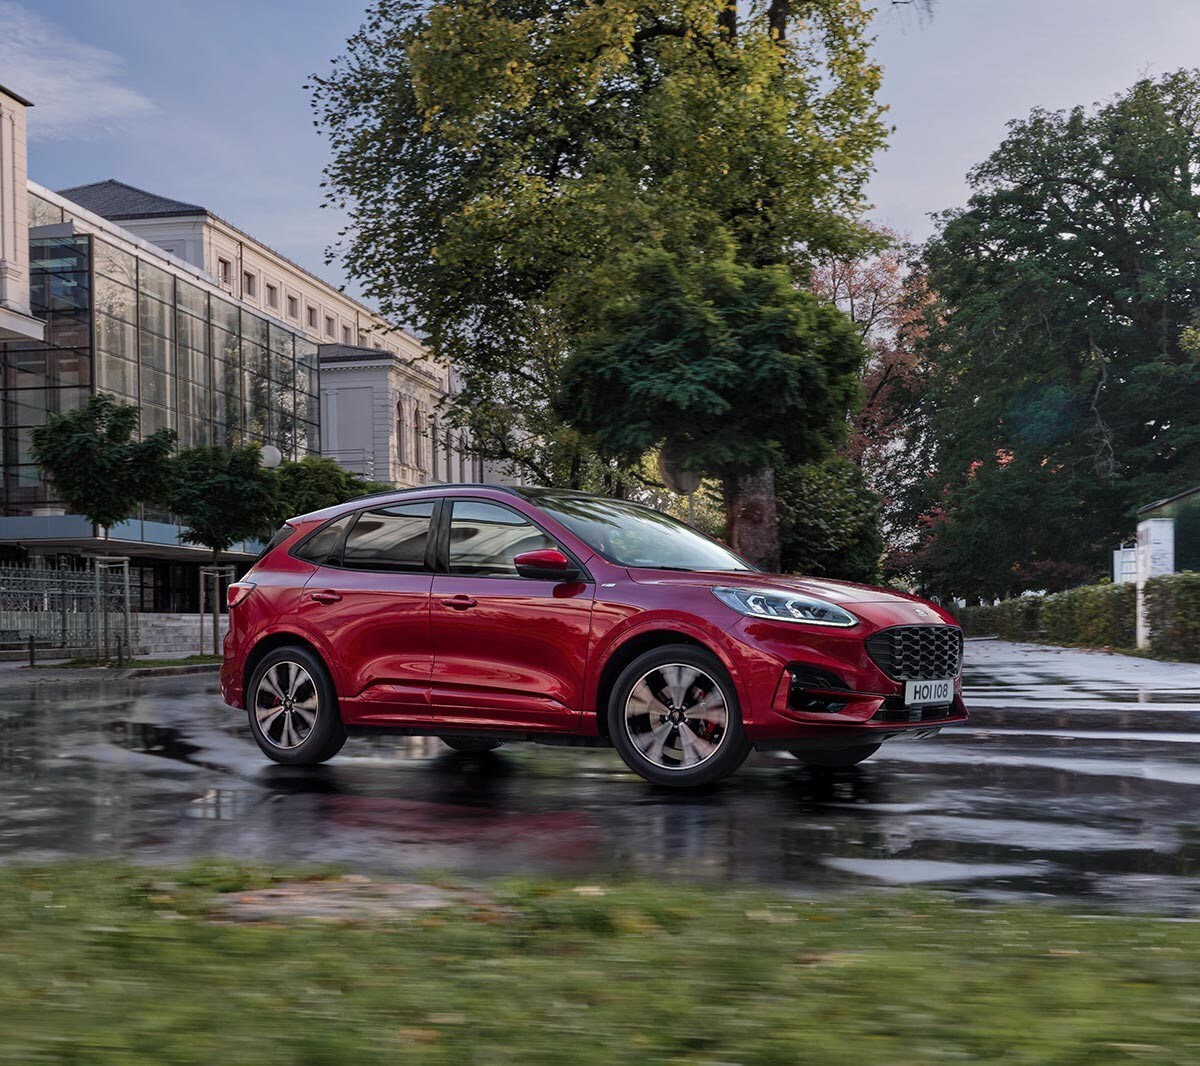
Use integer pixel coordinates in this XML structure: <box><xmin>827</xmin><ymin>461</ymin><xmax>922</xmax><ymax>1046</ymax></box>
<box><xmin>0</xmin><ymin>861</ymin><xmax>1195</xmax><ymax>1064</ymax></box>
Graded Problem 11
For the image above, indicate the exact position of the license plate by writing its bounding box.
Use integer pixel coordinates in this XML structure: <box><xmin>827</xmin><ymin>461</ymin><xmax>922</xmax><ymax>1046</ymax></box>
<box><xmin>904</xmin><ymin>678</ymin><xmax>953</xmax><ymax>706</ymax></box>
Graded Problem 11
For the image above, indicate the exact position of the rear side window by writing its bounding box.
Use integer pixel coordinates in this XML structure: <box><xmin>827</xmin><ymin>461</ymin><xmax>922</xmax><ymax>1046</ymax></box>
<box><xmin>294</xmin><ymin>514</ymin><xmax>353</xmax><ymax>567</ymax></box>
<box><xmin>448</xmin><ymin>500</ymin><xmax>556</xmax><ymax>577</ymax></box>
<box><xmin>255</xmin><ymin>525</ymin><xmax>294</xmax><ymax>563</ymax></box>
<box><xmin>342</xmin><ymin>502</ymin><xmax>435</xmax><ymax>572</ymax></box>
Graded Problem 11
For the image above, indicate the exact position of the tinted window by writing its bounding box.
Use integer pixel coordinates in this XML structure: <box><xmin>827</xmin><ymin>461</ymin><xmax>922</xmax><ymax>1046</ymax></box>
<box><xmin>448</xmin><ymin>501</ymin><xmax>555</xmax><ymax>577</ymax></box>
<box><xmin>294</xmin><ymin>514</ymin><xmax>353</xmax><ymax>567</ymax></box>
<box><xmin>342</xmin><ymin>502</ymin><xmax>434</xmax><ymax>572</ymax></box>
<box><xmin>256</xmin><ymin>524</ymin><xmax>294</xmax><ymax>563</ymax></box>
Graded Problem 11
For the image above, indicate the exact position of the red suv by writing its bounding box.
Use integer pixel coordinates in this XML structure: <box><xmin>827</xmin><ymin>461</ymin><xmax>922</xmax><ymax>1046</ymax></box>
<box><xmin>221</xmin><ymin>485</ymin><xmax>966</xmax><ymax>787</ymax></box>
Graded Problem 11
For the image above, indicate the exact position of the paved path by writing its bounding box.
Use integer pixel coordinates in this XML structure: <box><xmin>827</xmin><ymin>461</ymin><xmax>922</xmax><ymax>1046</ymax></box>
<box><xmin>2</xmin><ymin>640</ymin><xmax>1199</xmax><ymax>909</ymax></box>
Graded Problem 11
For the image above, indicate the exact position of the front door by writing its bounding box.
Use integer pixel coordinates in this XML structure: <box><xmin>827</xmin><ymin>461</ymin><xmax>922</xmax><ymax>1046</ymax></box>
<box><xmin>297</xmin><ymin>500</ymin><xmax>437</xmax><ymax>723</ymax></box>
<box><xmin>430</xmin><ymin>499</ymin><xmax>594</xmax><ymax>731</ymax></box>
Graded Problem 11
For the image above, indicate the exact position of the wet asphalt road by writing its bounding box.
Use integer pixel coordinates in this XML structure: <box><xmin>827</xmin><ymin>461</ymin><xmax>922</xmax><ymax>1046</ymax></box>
<box><xmin>3</xmin><ymin>640</ymin><xmax>1200</xmax><ymax>908</ymax></box>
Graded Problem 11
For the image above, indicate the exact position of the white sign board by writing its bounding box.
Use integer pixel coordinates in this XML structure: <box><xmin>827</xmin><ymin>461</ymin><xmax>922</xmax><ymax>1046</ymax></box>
<box><xmin>1135</xmin><ymin>519</ymin><xmax>1175</xmax><ymax>648</ymax></box>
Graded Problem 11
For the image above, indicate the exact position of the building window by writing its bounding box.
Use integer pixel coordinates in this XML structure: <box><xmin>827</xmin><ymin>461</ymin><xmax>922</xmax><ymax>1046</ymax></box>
<box><xmin>414</xmin><ymin>408</ymin><xmax>424</xmax><ymax>473</ymax></box>
<box><xmin>359</xmin><ymin>330</ymin><xmax>369</xmax><ymax>346</ymax></box>
<box><xmin>306</xmin><ymin>305</ymin><xmax>317</xmax><ymax>329</ymax></box>
<box><xmin>265</xmin><ymin>283</ymin><xmax>278</xmax><ymax>309</ymax></box>
<box><xmin>243</xmin><ymin>271</ymin><xmax>257</xmax><ymax>298</ymax></box>
<box><xmin>342</xmin><ymin>324</ymin><xmax>353</xmax><ymax>344</ymax></box>
<box><xmin>286</xmin><ymin>295</ymin><xmax>299</xmax><ymax>319</ymax></box>
<box><xmin>325</xmin><ymin>315</ymin><xmax>336</xmax><ymax>338</ymax></box>
<box><xmin>395</xmin><ymin>401</ymin><xmax>406</xmax><ymax>465</ymax></box>
<box><xmin>217</xmin><ymin>258</ymin><xmax>231</xmax><ymax>286</ymax></box>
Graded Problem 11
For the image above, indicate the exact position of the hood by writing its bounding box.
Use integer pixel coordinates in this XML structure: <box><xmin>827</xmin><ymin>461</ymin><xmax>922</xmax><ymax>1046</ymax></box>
<box><xmin>626</xmin><ymin>568</ymin><xmax>942</xmax><ymax>608</ymax></box>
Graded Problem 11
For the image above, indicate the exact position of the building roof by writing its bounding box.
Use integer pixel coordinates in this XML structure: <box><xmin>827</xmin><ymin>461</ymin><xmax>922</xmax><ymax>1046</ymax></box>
<box><xmin>1139</xmin><ymin>484</ymin><xmax>1200</xmax><ymax>515</ymax></box>
<box><xmin>55</xmin><ymin>179</ymin><xmax>207</xmax><ymax>221</ymax></box>
<box><xmin>318</xmin><ymin>343</ymin><xmax>395</xmax><ymax>364</ymax></box>
<box><xmin>0</xmin><ymin>83</ymin><xmax>34</xmax><ymax>107</ymax></box>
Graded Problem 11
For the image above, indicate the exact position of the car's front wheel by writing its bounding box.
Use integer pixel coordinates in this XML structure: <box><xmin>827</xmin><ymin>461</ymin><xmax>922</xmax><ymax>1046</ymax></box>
<box><xmin>790</xmin><ymin>743</ymin><xmax>880</xmax><ymax>768</ymax></box>
<box><xmin>607</xmin><ymin>644</ymin><xmax>750</xmax><ymax>788</ymax></box>
<box><xmin>247</xmin><ymin>646</ymin><xmax>346</xmax><ymax>766</ymax></box>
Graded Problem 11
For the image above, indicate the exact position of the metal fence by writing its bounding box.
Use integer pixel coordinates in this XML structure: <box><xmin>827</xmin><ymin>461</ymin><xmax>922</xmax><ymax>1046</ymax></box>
<box><xmin>0</xmin><ymin>559</ymin><xmax>137</xmax><ymax>656</ymax></box>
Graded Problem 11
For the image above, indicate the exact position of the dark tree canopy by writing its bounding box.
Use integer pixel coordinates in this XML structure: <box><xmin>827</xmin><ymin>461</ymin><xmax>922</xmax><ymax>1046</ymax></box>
<box><xmin>900</xmin><ymin>71</ymin><xmax>1200</xmax><ymax>600</ymax></box>
<box><xmin>30</xmin><ymin>393</ymin><xmax>175</xmax><ymax>535</ymax></box>
<box><xmin>272</xmin><ymin>456</ymin><xmax>389</xmax><ymax>526</ymax></box>
<box><xmin>165</xmin><ymin>445</ymin><xmax>278</xmax><ymax>560</ymax></box>
<box><xmin>777</xmin><ymin>457</ymin><xmax>883</xmax><ymax>582</ymax></box>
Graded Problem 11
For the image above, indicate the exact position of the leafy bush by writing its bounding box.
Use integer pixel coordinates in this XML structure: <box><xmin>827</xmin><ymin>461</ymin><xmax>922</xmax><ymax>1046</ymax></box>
<box><xmin>958</xmin><ymin>583</ymin><xmax>1135</xmax><ymax>647</ymax></box>
<box><xmin>1145</xmin><ymin>571</ymin><xmax>1200</xmax><ymax>662</ymax></box>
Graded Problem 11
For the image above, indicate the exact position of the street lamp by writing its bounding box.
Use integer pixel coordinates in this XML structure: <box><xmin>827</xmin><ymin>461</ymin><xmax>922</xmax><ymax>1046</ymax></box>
<box><xmin>260</xmin><ymin>444</ymin><xmax>283</xmax><ymax>469</ymax></box>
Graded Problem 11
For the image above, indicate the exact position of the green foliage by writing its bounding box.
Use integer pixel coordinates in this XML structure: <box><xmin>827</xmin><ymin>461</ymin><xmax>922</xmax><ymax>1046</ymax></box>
<box><xmin>29</xmin><ymin>393</ymin><xmax>176</xmax><ymax>534</ymax></box>
<box><xmin>776</xmin><ymin>457</ymin><xmax>883</xmax><ymax>582</ymax></box>
<box><xmin>165</xmin><ymin>445</ymin><xmax>277</xmax><ymax>559</ymax></box>
<box><xmin>313</xmin><ymin>0</ymin><xmax>886</xmax><ymax>485</ymax></box>
<box><xmin>272</xmin><ymin>456</ymin><xmax>387</xmax><ymax>524</ymax></box>
<box><xmin>902</xmin><ymin>71</ymin><xmax>1200</xmax><ymax>599</ymax></box>
<box><xmin>7</xmin><ymin>861</ymin><xmax>1200</xmax><ymax>1062</ymax></box>
<box><xmin>959</xmin><ymin>583</ymin><xmax>1136</xmax><ymax>648</ymax></box>
<box><xmin>558</xmin><ymin>251</ymin><xmax>865</xmax><ymax>479</ymax></box>
<box><xmin>1145</xmin><ymin>571</ymin><xmax>1200</xmax><ymax>661</ymax></box>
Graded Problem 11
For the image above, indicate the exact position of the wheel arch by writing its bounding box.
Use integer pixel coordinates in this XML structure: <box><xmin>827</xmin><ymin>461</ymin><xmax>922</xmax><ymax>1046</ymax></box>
<box><xmin>592</xmin><ymin>628</ymin><xmax>722</xmax><ymax>738</ymax></box>
<box><xmin>243</xmin><ymin>630</ymin><xmax>332</xmax><ymax>703</ymax></box>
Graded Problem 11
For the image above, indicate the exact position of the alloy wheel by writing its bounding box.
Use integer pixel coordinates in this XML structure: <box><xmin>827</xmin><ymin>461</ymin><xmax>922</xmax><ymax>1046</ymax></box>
<box><xmin>255</xmin><ymin>661</ymin><xmax>319</xmax><ymax>749</ymax></box>
<box><xmin>623</xmin><ymin>663</ymin><xmax>729</xmax><ymax>771</ymax></box>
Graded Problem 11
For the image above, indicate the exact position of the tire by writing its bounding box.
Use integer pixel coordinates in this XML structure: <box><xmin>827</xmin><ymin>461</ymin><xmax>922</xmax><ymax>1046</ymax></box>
<box><xmin>790</xmin><ymin>744</ymin><xmax>880</xmax><ymax>768</ymax></box>
<box><xmin>440</xmin><ymin>736</ymin><xmax>504</xmax><ymax>753</ymax></box>
<box><xmin>247</xmin><ymin>645</ymin><xmax>346</xmax><ymax>766</ymax></box>
<box><xmin>607</xmin><ymin>644</ymin><xmax>750</xmax><ymax>788</ymax></box>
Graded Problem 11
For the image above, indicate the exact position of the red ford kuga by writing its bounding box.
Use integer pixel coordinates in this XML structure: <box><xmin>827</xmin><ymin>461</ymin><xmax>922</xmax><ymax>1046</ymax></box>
<box><xmin>220</xmin><ymin>485</ymin><xmax>967</xmax><ymax>788</ymax></box>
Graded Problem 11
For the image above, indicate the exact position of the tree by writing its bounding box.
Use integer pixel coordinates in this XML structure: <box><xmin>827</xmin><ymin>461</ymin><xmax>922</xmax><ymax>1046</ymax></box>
<box><xmin>166</xmin><ymin>445</ymin><xmax>278</xmax><ymax>564</ymax></box>
<box><xmin>272</xmin><ymin>456</ymin><xmax>390</xmax><ymax>525</ymax></box>
<box><xmin>312</xmin><ymin>0</ymin><xmax>886</xmax><ymax>497</ymax></box>
<box><xmin>30</xmin><ymin>393</ymin><xmax>175</xmax><ymax>538</ymax></box>
<box><xmin>557</xmin><ymin>251</ymin><xmax>865</xmax><ymax>569</ymax></box>
<box><xmin>898</xmin><ymin>71</ymin><xmax>1200</xmax><ymax>599</ymax></box>
<box><xmin>776</xmin><ymin>457</ymin><xmax>883</xmax><ymax>582</ymax></box>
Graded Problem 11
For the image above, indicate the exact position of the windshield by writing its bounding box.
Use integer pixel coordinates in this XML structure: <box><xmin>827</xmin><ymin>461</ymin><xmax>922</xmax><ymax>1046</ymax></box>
<box><xmin>525</xmin><ymin>492</ymin><xmax>754</xmax><ymax>572</ymax></box>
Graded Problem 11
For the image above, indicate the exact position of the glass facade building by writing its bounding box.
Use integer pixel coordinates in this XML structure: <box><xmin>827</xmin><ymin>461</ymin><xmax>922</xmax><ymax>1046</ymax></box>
<box><xmin>2</xmin><ymin>192</ymin><xmax>320</xmax><ymax>517</ymax></box>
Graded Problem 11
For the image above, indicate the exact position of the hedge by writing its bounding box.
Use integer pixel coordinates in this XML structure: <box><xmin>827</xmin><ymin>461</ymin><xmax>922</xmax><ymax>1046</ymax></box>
<box><xmin>1145</xmin><ymin>571</ymin><xmax>1200</xmax><ymax>662</ymax></box>
<box><xmin>957</xmin><ymin>582</ymin><xmax>1136</xmax><ymax>649</ymax></box>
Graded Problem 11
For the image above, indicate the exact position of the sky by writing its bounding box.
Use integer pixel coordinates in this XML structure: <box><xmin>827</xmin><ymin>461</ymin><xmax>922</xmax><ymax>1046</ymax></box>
<box><xmin>6</xmin><ymin>0</ymin><xmax>1200</xmax><ymax>303</ymax></box>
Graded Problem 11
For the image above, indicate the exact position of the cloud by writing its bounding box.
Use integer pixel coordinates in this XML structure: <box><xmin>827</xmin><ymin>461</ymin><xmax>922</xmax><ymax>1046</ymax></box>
<box><xmin>0</xmin><ymin>1</ymin><xmax>154</xmax><ymax>138</ymax></box>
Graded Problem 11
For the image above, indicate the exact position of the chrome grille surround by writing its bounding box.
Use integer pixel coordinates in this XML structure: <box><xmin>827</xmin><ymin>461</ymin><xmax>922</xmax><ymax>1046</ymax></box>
<box><xmin>865</xmin><ymin>625</ymin><xmax>964</xmax><ymax>682</ymax></box>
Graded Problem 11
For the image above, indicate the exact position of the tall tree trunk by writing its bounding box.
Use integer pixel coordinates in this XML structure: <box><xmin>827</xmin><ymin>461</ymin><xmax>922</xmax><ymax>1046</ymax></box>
<box><xmin>767</xmin><ymin>0</ymin><xmax>790</xmax><ymax>41</ymax></box>
<box><xmin>725</xmin><ymin>468</ymin><xmax>781</xmax><ymax>572</ymax></box>
<box><xmin>212</xmin><ymin>547</ymin><xmax>221</xmax><ymax>657</ymax></box>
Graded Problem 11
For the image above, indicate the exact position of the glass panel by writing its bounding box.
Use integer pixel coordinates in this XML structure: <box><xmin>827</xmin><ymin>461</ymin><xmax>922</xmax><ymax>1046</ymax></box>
<box><xmin>141</xmin><ymin>366</ymin><xmax>172</xmax><ymax>407</ymax></box>
<box><xmin>29</xmin><ymin>193</ymin><xmax>63</xmax><ymax>228</ymax></box>
<box><xmin>301</xmin><ymin>421</ymin><xmax>320</xmax><ymax>456</ymax></box>
<box><xmin>214</xmin><ymin>359</ymin><xmax>241</xmax><ymax>397</ymax></box>
<box><xmin>242</xmin><ymin>341</ymin><xmax>269</xmax><ymax>379</ymax></box>
<box><xmin>177</xmin><ymin>347</ymin><xmax>209</xmax><ymax>385</ymax></box>
<box><xmin>242</xmin><ymin>311</ymin><xmax>268</xmax><ymax>347</ymax></box>
<box><xmin>31</xmin><ymin>271</ymin><xmax>90</xmax><ymax>314</ymax></box>
<box><xmin>269</xmin><ymin>323</ymin><xmax>294</xmax><ymax>358</ymax></box>
<box><xmin>5</xmin><ymin>388</ymin><xmax>91</xmax><ymax>428</ymax></box>
<box><xmin>95</xmin><ymin>351</ymin><xmax>139</xmax><ymax>398</ymax></box>
<box><xmin>46</xmin><ymin>315</ymin><xmax>89</xmax><ymax>349</ymax></box>
<box><xmin>30</xmin><ymin>238</ymin><xmax>88</xmax><ymax>273</ymax></box>
<box><xmin>211</xmin><ymin>296</ymin><xmax>240</xmax><ymax>334</ymax></box>
<box><xmin>142</xmin><ymin>404</ymin><xmax>174</xmax><ymax>436</ymax></box>
<box><xmin>177</xmin><ymin>415</ymin><xmax>210</xmax><ymax>448</ymax></box>
<box><xmin>140</xmin><ymin>330</ymin><xmax>172</xmax><ymax>372</ymax></box>
<box><xmin>294</xmin><ymin>515</ymin><xmax>353</xmax><ymax>566</ymax></box>
<box><xmin>447</xmin><ymin>501</ymin><xmax>555</xmax><ymax>577</ymax></box>
<box><xmin>176</xmin><ymin>278</ymin><xmax>208</xmax><ymax>319</ymax></box>
<box><xmin>178</xmin><ymin>381</ymin><xmax>209</xmax><ymax>420</ymax></box>
<box><xmin>343</xmin><ymin>503</ymin><xmax>435</xmax><ymax>572</ymax></box>
<box><xmin>95</xmin><ymin>312</ymin><xmax>137</xmax><ymax>357</ymax></box>
<box><xmin>5</xmin><ymin>349</ymin><xmax>90</xmax><ymax>390</ymax></box>
<box><xmin>139</xmin><ymin>293</ymin><xmax>173</xmax><ymax>339</ymax></box>
<box><xmin>94</xmin><ymin>276</ymin><xmax>137</xmax><ymax>323</ymax></box>
<box><xmin>93</xmin><ymin>241</ymin><xmax>137</xmax><ymax>287</ymax></box>
<box><xmin>243</xmin><ymin>370</ymin><xmax>270</xmax><ymax>440</ymax></box>
<box><xmin>211</xmin><ymin>325</ymin><xmax>240</xmax><ymax>366</ymax></box>
<box><xmin>176</xmin><ymin>309</ymin><xmax>208</xmax><ymax>351</ymax></box>
<box><xmin>139</xmin><ymin>260</ymin><xmax>174</xmax><ymax>302</ymax></box>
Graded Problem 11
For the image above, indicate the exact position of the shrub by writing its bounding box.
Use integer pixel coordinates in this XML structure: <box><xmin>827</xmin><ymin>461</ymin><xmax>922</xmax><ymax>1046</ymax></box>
<box><xmin>1145</xmin><ymin>571</ymin><xmax>1200</xmax><ymax>662</ymax></box>
<box><xmin>957</xmin><ymin>583</ymin><xmax>1135</xmax><ymax>648</ymax></box>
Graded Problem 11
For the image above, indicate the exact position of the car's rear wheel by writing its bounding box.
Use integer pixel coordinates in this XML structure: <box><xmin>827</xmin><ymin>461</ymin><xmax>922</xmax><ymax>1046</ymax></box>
<box><xmin>790</xmin><ymin>743</ymin><xmax>880</xmax><ymax>768</ymax></box>
<box><xmin>247</xmin><ymin>646</ymin><xmax>346</xmax><ymax>766</ymax></box>
<box><xmin>607</xmin><ymin>644</ymin><xmax>750</xmax><ymax>788</ymax></box>
<box><xmin>439</xmin><ymin>736</ymin><xmax>504</xmax><ymax>753</ymax></box>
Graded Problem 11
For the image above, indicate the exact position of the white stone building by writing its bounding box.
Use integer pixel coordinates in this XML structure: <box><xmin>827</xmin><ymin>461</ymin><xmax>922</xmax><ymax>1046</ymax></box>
<box><xmin>0</xmin><ymin>85</ymin><xmax>42</xmax><ymax>344</ymax></box>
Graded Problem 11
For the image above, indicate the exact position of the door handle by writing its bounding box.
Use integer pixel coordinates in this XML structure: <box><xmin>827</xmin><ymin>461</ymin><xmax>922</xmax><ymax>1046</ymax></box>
<box><xmin>440</xmin><ymin>595</ymin><xmax>478</xmax><ymax>610</ymax></box>
<box><xmin>309</xmin><ymin>590</ymin><xmax>342</xmax><ymax>605</ymax></box>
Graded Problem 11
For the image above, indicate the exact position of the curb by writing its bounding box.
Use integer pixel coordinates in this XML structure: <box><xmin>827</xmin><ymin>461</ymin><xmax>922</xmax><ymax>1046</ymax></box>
<box><xmin>118</xmin><ymin>663</ymin><xmax>222</xmax><ymax>679</ymax></box>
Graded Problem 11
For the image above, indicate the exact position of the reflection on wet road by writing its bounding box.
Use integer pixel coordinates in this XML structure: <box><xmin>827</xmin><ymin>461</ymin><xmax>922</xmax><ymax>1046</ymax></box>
<box><xmin>3</xmin><ymin>639</ymin><xmax>1200</xmax><ymax>906</ymax></box>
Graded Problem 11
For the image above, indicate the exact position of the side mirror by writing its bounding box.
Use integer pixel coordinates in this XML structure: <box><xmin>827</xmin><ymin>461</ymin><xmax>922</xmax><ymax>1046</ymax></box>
<box><xmin>514</xmin><ymin>548</ymin><xmax>580</xmax><ymax>581</ymax></box>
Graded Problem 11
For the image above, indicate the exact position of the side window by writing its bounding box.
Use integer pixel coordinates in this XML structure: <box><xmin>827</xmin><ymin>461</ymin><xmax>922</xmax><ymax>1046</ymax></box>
<box><xmin>294</xmin><ymin>514</ymin><xmax>353</xmax><ymax>567</ymax></box>
<box><xmin>342</xmin><ymin>502</ymin><xmax>435</xmax><ymax>572</ymax></box>
<box><xmin>448</xmin><ymin>501</ymin><xmax>555</xmax><ymax>577</ymax></box>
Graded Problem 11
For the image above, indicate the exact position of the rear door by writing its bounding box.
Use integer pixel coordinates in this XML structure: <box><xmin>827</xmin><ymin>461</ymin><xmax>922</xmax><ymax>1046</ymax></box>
<box><xmin>297</xmin><ymin>500</ymin><xmax>437</xmax><ymax>722</ymax></box>
<box><xmin>429</xmin><ymin>498</ymin><xmax>594</xmax><ymax>731</ymax></box>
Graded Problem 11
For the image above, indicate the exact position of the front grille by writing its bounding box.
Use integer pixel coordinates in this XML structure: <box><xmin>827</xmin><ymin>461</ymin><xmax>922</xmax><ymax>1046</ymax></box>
<box><xmin>865</xmin><ymin>625</ymin><xmax>963</xmax><ymax>682</ymax></box>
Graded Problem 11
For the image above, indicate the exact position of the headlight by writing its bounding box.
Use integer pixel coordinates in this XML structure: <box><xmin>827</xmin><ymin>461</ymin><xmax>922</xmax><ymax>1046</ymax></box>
<box><xmin>711</xmin><ymin>586</ymin><xmax>858</xmax><ymax>628</ymax></box>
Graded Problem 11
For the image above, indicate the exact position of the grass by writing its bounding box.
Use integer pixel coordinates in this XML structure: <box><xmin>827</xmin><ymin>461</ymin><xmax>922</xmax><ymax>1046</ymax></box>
<box><xmin>1</xmin><ymin>862</ymin><xmax>1198</xmax><ymax>1064</ymax></box>
<box><xmin>29</xmin><ymin>653</ymin><xmax>222</xmax><ymax>669</ymax></box>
